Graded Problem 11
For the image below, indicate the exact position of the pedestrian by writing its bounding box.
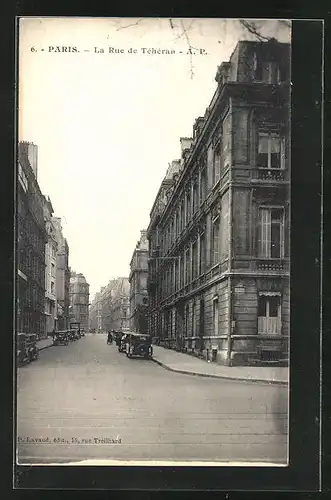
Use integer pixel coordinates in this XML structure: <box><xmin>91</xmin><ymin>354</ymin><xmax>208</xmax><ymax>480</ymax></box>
<box><xmin>52</xmin><ymin>328</ymin><xmax>56</xmax><ymax>342</ymax></box>
<box><xmin>107</xmin><ymin>330</ymin><xmax>113</xmax><ymax>344</ymax></box>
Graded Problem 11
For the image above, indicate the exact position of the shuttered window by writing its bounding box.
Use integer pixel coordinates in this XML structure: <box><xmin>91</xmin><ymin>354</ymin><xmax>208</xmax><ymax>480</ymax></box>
<box><xmin>258</xmin><ymin>207</ymin><xmax>284</xmax><ymax>258</ymax></box>
<box><xmin>257</xmin><ymin>132</ymin><xmax>285</xmax><ymax>169</ymax></box>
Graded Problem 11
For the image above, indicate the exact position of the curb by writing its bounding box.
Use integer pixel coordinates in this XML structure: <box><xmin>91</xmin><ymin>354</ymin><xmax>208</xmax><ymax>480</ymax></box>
<box><xmin>151</xmin><ymin>358</ymin><xmax>288</xmax><ymax>386</ymax></box>
<box><xmin>37</xmin><ymin>343</ymin><xmax>54</xmax><ymax>351</ymax></box>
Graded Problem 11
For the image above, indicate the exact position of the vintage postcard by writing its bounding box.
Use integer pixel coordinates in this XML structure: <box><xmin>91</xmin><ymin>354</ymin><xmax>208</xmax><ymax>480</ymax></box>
<box><xmin>16</xmin><ymin>17</ymin><xmax>291</xmax><ymax>467</ymax></box>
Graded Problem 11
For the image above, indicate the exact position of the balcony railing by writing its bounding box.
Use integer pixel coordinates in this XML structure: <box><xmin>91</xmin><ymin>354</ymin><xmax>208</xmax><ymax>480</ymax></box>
<box><xmin>257</xmin><ymin>169</ymin><xmax>285</xmax><ymax>181</ymax></box>
<box><xmin>256</xmin><ymin>259</ymin><xmax>285</xmax><ymax>272</ymax></box>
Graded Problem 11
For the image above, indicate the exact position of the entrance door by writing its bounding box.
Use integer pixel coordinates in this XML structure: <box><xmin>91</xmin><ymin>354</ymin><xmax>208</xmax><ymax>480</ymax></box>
<box><xmin>198</xmin><ymin>299</ymin><xmax>205</xmax><ymax>352</ymax></box>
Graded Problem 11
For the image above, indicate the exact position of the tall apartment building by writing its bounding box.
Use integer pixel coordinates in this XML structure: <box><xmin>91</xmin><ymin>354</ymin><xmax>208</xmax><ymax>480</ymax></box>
<box><xmin>147</xmin><ymin>39</ymin><xmax>290</xmax><ymax>366</ymax></box>
<box><xmin>53</xmin><ymin>218</ymin><xmax>70</xmax><ymax>330</ymax></box>
<box><xmin>42</xmin><ymin>196</ymin><xmax>58</xmax><ymax>335</ymax></box>
<box><xmin>69</xmin><ymin>271</ymin><xmax>90</xmax><ymax>330</ymax></box>
<box><xmin>92</xmin><ymin>278</ymin><xmax>130</xmax><ymax>332</ymax></box>
<box><xmin>109</xmin><ymin>278</ymin><xmax>130</xmax><ymax>332</ymax></box>
<box><xmin>129</xmin><ymin>230</ymin><xmax>149</xmax><ymax>333</ymax></box>
<box><xmin>17</xmin><ymin>141</ymin><xmax>47</xmax><ymax>338</ymax></box>
<box><xmin>89</xmin><ymin>292</ymin><xmax>103</xmax><ymax>331</ymax></box>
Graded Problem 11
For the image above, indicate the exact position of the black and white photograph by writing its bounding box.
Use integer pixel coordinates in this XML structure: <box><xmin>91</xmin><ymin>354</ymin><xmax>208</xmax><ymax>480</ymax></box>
<box><xmin>16</xmin><ymin>17</ymin><xmax>291</xmax><ymax>467</ymax></box>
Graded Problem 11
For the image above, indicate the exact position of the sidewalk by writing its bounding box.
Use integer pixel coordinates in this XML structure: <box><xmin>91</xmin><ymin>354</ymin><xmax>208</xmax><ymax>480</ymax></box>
<box><xmin>37</xmin><ymin>337</ymin><xmax>54</xmax><ymax>351</ymax></box>
<box><xmin>152</xmin><ymin>346</ymin><xmax>288</xmax><ymax>385</ymax></box>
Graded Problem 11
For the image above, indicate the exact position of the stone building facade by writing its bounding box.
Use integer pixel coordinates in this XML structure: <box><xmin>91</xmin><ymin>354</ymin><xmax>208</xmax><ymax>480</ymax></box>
<box><xmin>147</xmin><ymin>39</ymin><xmax>290</xmax><ymax>366</ymax></box>
<box><xmin>17</xmin><ymin>141</ymin><xmax>47</xmax><ymax>338</ymax></box>
<box><xmin>92</xmin><ymin>278</ymin><xmax>130</xmax><ymax>332</ymax></box>
<box><xmin>69</xmin><ymin>271</ymin><xmax>90</xmax><ymax>330</ymax></box>
<box><xmin>89</xmin><ymin>292</ymin><xmax>103</xmax><ymax>332</ymax></box>
<box><xmin>109</xmin><ymin>278</ymin><xmax>130</xmax><ymax>332</ymax></box>
<box><xmin>42</xmin><ymin>196</ymin><xmax>58</xmax><ymax>335</ymax></box>
<box><xmin>129</xmin><ymin>230</ymin><xmax>149</xmax><ymax>333</ymax></box>
<box><xmin>53</xmin><ymin>218</ymin><xmax>70</xmax><ymax>330</ymax></box>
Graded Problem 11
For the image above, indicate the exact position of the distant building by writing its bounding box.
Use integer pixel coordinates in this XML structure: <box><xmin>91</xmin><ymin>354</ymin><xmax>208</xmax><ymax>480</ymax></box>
<box><xmin>42</xmin><ymin>196</ymin><xmax>58</xmax><ymax>335</ymax></box>
<box><xmin>129</xmin><ymin>230</ymin><xmax>149</xmax><ymax>333</ymax></box>
<box><xmin>93</xmin><ymin>278</ymin><xmax>130</xmax><ymax>332</ymax></box>
<box><xmin>100</xmin><ymin>280</ymin><xmax>118</xmax><ymax>331</ymax></box>
<box><xmin>69</xmin><ymin>271</ymin><xmax>90</xmax><ymax>330</ymax></box>
<box><xmin>17</xmin><ymin>141</ymin><xmax>47</xmax><ymax>338</ymax></box>
<box><xmin>89</xmin><ymin>292</ymin><xmax>103</xmax><ymax>332</ymax></box>
<box><xmin>53</xmin><ymin>218</ymin><xmax>70</xmax><ymax>330</ymax></box>
<box><xmin>109</xmin><ymin>278</ymin><xmax>130</xmax><ymax>332</ymax></box>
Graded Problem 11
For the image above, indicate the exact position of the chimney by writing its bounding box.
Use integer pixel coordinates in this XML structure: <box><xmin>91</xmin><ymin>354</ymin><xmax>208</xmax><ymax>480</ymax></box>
<box><xmin>193</xmin><ymin>117</ymin><xmax>205</xmax><ymax>140</ymax></box>
<box><xmin>215</xmin><ymin>61</ymin><xmax>231</xmax><ymax>85</ymax></box>
<box><xmin>26</xmin><ymin>142</ymin><xmax>38</xmax><ymax>179</ymax></box>
<box><xmin>180</xmin><ymin>137</ymin><xmax>193</xmax><ymax>154</ymax></box>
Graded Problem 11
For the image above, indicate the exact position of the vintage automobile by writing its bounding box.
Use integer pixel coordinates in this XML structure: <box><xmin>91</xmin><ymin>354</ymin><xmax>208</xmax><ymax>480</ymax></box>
<box><xmin>53</xmin><ymin>330</ymin><xmax>69</xmax><ymax>346</ymax></box>
<box><xmin>70</xmin><ymin>322</ymin><xmax>81</xmax><ymax>339</ymax></box>
<box><xmin>26</xmin><ymin>333</ymin><xmax>39</xmax><ymax>362</ymax></box>
<box><xmin>125</xmin><ymin>333</ymin><xmax>153</xmax><ymax>359</ymax></box>
<box><xmin>67</xmin><ymin>330</ymin><xmax>76</xmax><ymax>342</ymax></box>
<box><xmin>118</xmin><ymin>333</ymin><xmax>128</xmax><ymax>353</ymax></box>
<box><xmin>17</xmin><ymin>333</ymin><xmax>29</xmax><ymax>366</ymax></box>
<box><xmin>73</xmin><ymin>329</ymin><xmax>81</xmax><ymax>340</ymax></box>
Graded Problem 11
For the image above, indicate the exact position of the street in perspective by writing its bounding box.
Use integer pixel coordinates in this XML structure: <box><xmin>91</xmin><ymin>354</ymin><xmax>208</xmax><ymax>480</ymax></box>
<box><xmin>17</xmin><ymin>18</ymin><xmax>291</xmax><ymax>465</ymax></box>
<box><xmin>17</xmin><ymin>333</ymin><xmax>288</xmax><ymax>464</ymax></box>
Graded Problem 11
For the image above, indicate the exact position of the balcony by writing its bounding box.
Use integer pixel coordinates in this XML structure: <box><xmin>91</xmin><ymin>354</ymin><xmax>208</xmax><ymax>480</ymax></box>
<box><xmin>256</xmin><ymin>259</ymin><xmax>286</xmax><ymax>272</ymax></box>
<box><xmin>251</xmin><ymin>167</ymin><xmax>288</xmax><ymax>185</ymax></box>
<box><xmin>257</xmin><ymin>169</ymin><xmax>285</xmax><ymax>181</ymax></box>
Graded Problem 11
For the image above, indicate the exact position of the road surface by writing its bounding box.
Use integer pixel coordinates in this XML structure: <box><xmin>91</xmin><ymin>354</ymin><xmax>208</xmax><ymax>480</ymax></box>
<box><xmin>17</xmin><ymin>334</ymin><xmax>288</xmax><ymax>465</ymax></box>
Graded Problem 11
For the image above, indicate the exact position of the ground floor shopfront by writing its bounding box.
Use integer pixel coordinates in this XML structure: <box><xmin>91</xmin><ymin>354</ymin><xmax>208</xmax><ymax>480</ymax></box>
<box><xmin>150</xmin><ymin>274</ymin><xmax>289</xmax><ymax>366</ymax></box>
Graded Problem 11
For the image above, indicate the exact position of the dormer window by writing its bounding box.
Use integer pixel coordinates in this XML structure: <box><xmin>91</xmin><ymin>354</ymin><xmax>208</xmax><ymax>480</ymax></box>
<box><xmin>254</xmin><ymin>54</ymin><xmax>280</xmax><ymax>84</ymax></box>
<box><xmin>262</xmin><ymin>61</ymin><xmax>280</xmax><ymax>84</ymax></box>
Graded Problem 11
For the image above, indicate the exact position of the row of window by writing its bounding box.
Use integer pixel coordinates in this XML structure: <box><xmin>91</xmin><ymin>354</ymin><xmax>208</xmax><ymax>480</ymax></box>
<box><xmin>19</xmin><ymin>247</ymin><xmax>45</xmax><ymax>285</ymax></box>
<box><xmin>18</xmin><ymin>283</ymin><xmax>45</xmax><ymax>309</ymax></box>
<box><xmin>162</xmin><ymin>293</ymin><xmax>282</xmax><ymax>339</ymax></box>
<box><xmin>19</xmin><ymin>217</ymin><xmax>45</xmax><ymax>255</ymax></box>
<box><xmin>160</xmin><ymin>131</ymin><xmax>285</xmax><ymax>256</ymax></box>
<box><xmin>157</xmin><ymin>205</ymin><xmax>285</xmax><ymax>300</ymax></box>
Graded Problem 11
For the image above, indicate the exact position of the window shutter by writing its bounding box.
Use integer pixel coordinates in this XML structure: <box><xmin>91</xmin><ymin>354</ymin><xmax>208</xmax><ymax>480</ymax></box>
<box><xmin>281</xmin><ymin>137</ymin><xmax>286</xmax><ymax>169</ymax></box>
<box><xmin>259</xmin><ymin>208</ymin><xmax>271</xmax><ymax>257</ymax></box>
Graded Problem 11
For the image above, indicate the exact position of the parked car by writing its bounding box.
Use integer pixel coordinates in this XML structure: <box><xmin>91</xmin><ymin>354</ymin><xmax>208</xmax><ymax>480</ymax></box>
<box><xmin>125</xmin><ymin>333</ymin><xmax>153</xmax><ymax>359</ymax></box>
<box><xmin>53</xmin><ymin>330</ymin><xmax>69</xmax><ymax>346</ymax></box>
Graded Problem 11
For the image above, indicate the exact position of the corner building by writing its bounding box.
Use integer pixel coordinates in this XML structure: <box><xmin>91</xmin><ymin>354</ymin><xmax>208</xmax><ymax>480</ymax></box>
<box><xmin>69</xmin><ymin>272</ymin><xmax>90</xmax><ymax>330</ymax></box>
<box><xmin>147</xmin><ymin>39</ymin><xmax>290</xmax><ymax>366</ymax></box>
<box><xmin>129</xmin><ymin>230</ymin><xmax>149</xmax><ymax>333</ymax></box>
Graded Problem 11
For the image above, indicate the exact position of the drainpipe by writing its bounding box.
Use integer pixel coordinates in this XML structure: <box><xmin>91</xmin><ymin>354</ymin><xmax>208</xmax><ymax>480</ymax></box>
<box><xmin>226</xmin><ymin>97</ymin><xmax>233</xmax><ymax>366</ymax></box>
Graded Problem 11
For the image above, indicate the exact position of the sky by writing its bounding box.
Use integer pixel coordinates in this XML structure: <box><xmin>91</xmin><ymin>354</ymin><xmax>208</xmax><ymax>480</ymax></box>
<box><xmin>19</xmin><ymin>18</ymin><xmax>291</xmax><ymax>298</ymax></box>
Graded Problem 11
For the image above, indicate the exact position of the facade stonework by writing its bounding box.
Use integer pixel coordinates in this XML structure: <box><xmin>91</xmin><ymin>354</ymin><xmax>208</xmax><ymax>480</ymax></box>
<box><xmin>42</xmin><ymin>196</ymin><xmax>58</xmax><ymax>335</ymax></box>
<box><xmin>147</xmin><ymin>39</ymin><xmax>290</xmax><ymax>366</ymax></box>
<box><xmin>53</xmin><ymin>218</ymin><xmax>70</xmax><ymax>330</ymax></box>
<box><xmin>129</xmin><ymin>230</ymin><xmax>149</xmax><ymax>333</ymax></box>
<box><xmin>17</xmin><ymin>142</ymin><xmax>47</xmax><ymax>338</ymax></box>
<box><xmin>69</xmin><ymin>271</ymin><xmax>90</xmax><ymax>330</ymax></box>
